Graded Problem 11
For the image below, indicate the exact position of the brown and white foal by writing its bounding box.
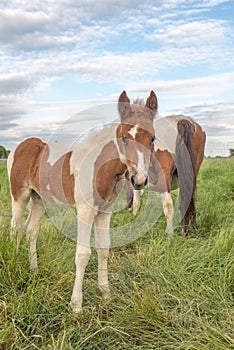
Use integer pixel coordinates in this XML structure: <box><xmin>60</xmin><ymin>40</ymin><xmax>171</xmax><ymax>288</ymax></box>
<box><xmin>7</xmin><ymin>90</ymin><xmax>157</xmax><ymax>312</ymax></box>
<box><xmin>126</xmin><ymin>115</ymin><xmax>206</xmax><ymax>236</ymax></box>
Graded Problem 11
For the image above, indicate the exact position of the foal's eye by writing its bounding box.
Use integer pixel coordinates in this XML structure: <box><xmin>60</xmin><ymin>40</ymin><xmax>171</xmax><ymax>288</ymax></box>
<box><xmin>150</xmin><ymin>135</ymin><xmax>156</xmax><ymax>144</ymax></box>
<box><xmin>121</xmin><ymin>135</ymin><xmax>128</xmax><ymax>145</ymax></box>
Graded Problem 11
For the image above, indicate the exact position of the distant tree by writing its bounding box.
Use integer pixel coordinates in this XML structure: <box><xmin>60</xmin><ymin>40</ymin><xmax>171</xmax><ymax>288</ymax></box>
<box><xmin>229</xmin><ymin>148</ymin><xmax>234</xmax><ymax>157</ymax></box>
<box><xmin>0</xmin><ymin>145</ymin><xmax>10</xmax><ymax>159</ymax></box>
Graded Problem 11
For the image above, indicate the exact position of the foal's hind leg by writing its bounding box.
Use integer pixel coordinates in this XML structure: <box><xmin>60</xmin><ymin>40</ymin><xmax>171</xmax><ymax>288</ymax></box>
<box><xmin>160</xmin><ymin>191</ymin><xmax>174</xmax><ymax>234</ymax></box>
<box><xmin>10</xmin><ymin>189</ymin><xmax>31</xmax><ymax>247</ymax></box>
<box><xmin>25</xmin><ymin>191</ymin><xmax>45</xmax><ymax>270</ymax></box>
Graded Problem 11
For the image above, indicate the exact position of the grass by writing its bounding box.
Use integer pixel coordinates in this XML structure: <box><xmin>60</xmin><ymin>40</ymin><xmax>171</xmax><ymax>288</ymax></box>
<box><xmin>0</xmin><ymin>158</ymin><xmax>233</xmax><ymax>349</ymax></box>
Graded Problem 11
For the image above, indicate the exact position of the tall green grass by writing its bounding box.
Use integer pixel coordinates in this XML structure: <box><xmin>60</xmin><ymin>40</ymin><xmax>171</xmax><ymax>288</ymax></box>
<box><xmin>0</xmin><ymin>158</ymin><xmax>233</xmax><ymax>349</ymax></box>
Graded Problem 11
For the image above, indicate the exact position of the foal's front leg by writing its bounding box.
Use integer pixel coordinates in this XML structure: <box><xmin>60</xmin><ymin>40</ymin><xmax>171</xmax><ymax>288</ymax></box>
<box><xmin>133</xmin><ymin>189</ymin><xmax>141</xmax><ymax>215</ymax></box>
<box><xmin>71</xmin><ymin>207</ymin><xmax>96</xmax><ymax>313</ymax></box>
<box><xmin>94</xmin><ymin>210</ymin><xmax>112</xmax><ymax>300</ymax></box>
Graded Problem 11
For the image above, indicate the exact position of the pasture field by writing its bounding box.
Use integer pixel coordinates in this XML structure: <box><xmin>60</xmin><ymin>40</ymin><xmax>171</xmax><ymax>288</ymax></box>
<box><xmin>0</xmin><ymin>157</ymin><xmax>233</xmax><ymax>349</ymax></box>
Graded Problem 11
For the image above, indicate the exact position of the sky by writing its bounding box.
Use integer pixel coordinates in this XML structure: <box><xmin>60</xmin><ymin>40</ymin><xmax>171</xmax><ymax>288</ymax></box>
<box><xmin>0</xmin><ymin>0</ymin><xmax>234</xmax><ymax>156</ymax></box>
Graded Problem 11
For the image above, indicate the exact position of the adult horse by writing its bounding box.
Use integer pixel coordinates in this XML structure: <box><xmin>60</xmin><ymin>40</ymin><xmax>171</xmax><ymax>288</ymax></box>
<box><xmin>7</xmin><ymin>90</ymin><xmax>158</xmax><ymax>312</ymax></box>
<box><xmin>126</xmin><ymin>115</ymin><xmax>206</xmax><ymax>236</ymax></box>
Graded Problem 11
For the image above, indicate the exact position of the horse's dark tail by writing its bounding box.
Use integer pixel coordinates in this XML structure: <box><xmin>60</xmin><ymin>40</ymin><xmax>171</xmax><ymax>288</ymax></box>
<box><xmin>175</xmin><ymin>119</ymin><xmax>196</xmax><ymax>236</ymax></box>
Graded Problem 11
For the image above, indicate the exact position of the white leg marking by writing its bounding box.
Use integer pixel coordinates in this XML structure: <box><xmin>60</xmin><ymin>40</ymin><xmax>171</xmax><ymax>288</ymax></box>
<box><xmin>10</xmin><ymin>200</ymin><xmax>25</xmax><ymax>246</ymax></box>
<box><xmin>71</xmin><ymin>243</ymin><xmax>91</xmax><ymax>313</ymax></box>
<box><xmin>133</xmin><ymin>190</ymin><xmax>141</xmax><ymax>215</ymax></box>
<box><xmin>10</xmin><ymin>189</ymin><xmax>31</xmax><ymax>247</ymax></box>
<box><xmin>161</xmin><ymin>192</ymin><xmax>174</xmax><ymax>234</ymax></box>
<box><xmin>94</xmin><ymin>210</ymin><xmax>112</xmax><ymax>299</ymax></box>
<box><xmin>71</xmin><ymin>206</ymin><xmax>96</xmax><ymax>313</ymax></box>
<box><xmin>26</xmin><ymin>193</ymin><xmax>44</xmax><ymax>270</ymax></box>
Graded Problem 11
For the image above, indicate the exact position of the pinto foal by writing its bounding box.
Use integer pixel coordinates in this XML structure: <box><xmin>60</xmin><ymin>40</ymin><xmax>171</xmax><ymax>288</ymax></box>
<box><xmin>126</xmin><ymin>115</ymin><xmax>206</xmax><ymax>236</ymax></box>
<box><xmin>7</xmin><ymin>91</ymin><xmax>158</xmax><ymax>312</ymax></box>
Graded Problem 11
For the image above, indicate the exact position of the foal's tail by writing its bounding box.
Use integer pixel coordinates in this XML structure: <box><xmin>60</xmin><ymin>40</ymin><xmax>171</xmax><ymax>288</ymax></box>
<box><xmin>175</xmin><ymin>119</ymin><xmax>196</xmax><ymax>235</ymax></box>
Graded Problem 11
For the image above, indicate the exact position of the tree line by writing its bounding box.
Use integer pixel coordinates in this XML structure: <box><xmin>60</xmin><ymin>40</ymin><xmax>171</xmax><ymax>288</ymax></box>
<box><xmin>0</xmin><ymin>145</ymin><xmax>10</xmax><ymax>159</ymax></box>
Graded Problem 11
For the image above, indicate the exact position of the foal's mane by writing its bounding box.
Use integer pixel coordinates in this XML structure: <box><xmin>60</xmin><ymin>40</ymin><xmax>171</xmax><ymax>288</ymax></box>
<box><xmin>133</xmin><ymin>98</ymin><xmax>145</xmax><ymax>106</ymax></box>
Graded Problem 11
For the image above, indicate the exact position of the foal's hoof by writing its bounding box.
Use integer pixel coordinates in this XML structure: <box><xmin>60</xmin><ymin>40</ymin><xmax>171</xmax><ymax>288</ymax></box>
<box><xmin>166</xmin><ymin>227</ymin><xmax>174</xmax><ymax>236</ymax></box>
<box><xmin>70</xmin><ymin>299</ymin><xmax>82</xmax><ymax>313</ymax></box>
<box><xmin>99</xmin><ymin>284</ymin><xmax>110</xmax><ymax>299</ymax></box>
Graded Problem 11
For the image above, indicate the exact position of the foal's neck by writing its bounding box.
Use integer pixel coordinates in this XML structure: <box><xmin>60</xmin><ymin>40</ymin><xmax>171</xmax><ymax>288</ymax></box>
<box><xmin>93</xmin><ymin>141</ymin><xmax>126</xmax><ymax>207</ymax></box>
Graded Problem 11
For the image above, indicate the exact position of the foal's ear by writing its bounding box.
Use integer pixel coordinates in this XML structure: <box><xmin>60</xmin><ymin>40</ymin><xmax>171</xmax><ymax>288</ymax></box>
<box><xmin>145</xmin><ymin>91</ymin><xmax>158</xmax><ymax>119</ymax></box>
<box><xmin>118</xmin><ymin>91</ymin><xmax>131</xmax><ymax>120</ymax></box>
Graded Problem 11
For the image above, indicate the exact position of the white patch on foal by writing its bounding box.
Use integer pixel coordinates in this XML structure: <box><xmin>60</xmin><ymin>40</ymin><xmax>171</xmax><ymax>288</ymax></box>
<box><xmin>137</xmin><ymin>150</ymin><xmax>147</xmax><ymax>174</ymax></box>
<box><xmin>47</xmin><ymin>141</ymin><xmax>69</xmax><ymax>166</ymax></box>
<box><xmin>154</xmin><ymin>115</ymin><xmax>193</xmax><ymax>154</ymax></box>
<box><xmin>154</xmin><ymin>116</ymin><xmax>181</xmax><ymax>154</ymax></box>
<box><xmin>128</xmin><ymin>124</ymin><xmax>139</xmax><ymax>139</ymax></box>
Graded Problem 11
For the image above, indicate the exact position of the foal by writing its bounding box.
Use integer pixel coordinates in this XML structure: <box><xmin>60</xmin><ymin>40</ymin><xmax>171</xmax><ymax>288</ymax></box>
<box><xmin>126</xmin><ymin>115</ymin><xmax>206</xmax><ymax>236</ymax></box>
<box><xmin>7</xmin><ymin>90</ymin><xmax>157</xmax><ymax>312</ymax></box>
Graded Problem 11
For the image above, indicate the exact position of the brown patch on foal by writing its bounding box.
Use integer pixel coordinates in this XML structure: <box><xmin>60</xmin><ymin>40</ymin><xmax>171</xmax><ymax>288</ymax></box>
<box><xmin>93</xmin><ymin>141</ymin><xmax>126</xmax><ymax>209</ymax></box>
<box><xmin>151</xmin><ymin>149</ymin><xmax>175</xmax><ymax>193</ymax></box>
<box><xmin>40</xmin><ymin>146</ymin><xmax>75</xmax><ymax>205</ymax></box>
<box><xmin>10</xmin><ymin>138</ymin><xmax>46</xmax><ymax>201</ymax></box>
<box><xmin>10</xmin><ymin>137</ymin><xmax>75</xmax><ymax>205</ymax></box>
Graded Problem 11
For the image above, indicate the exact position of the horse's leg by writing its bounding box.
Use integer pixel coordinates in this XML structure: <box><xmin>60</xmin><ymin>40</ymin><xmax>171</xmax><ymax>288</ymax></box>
<box><xmin>94</xmin><ymin>210</ymin><xmax>112</xmax><ymax>300</ymax></box>
<box><xmin>133</xmin><ymin>190</ymin><xmax>141</xmax><ymax>215</ymax></box>
<box><xmin>157</xmin><ymin>168</ymin><xmax>174</xmax><ymax>234</ymax></box>
<box><xmin>10</xmin><ymin>188</ymin><xmax>31</xmax><ymax>248</ymax></box>
<box><xmin>124</xmin><ymin>176</ymin><xmax>134</xmax><ymax>211</ymax></box>
<box><xmin>71</xmin><ymin>206</ymin><xmax>96</xmax><ymax>313</ymax></box>
<box><xmin>25</xmin><ymin>191</ymin><xmax>44</xmax><ymax>270</ymax></box>
<box><xmin>160</xmin><ymin>190</ymin><xmax>174</xmax><ymax>234</ymax></box>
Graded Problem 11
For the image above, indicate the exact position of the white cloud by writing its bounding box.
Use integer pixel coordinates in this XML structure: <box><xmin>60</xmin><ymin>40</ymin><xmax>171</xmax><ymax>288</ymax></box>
<box><xmin>201</xmin><ymin>0</ymin><xmax>232</xmax><ymax>7</ymax></box>
<box><xmin>0</xmin><ymin>8</ymin><xmax>51</xmax><ymax>32</ymax></box>
<box><xmin>124</xmin><ymin>72</ymin><xmax>234</xmax><ymax>100</ymax></box>
<box><xmin>0</xmin><ymin>73</ymin><xmax>33</xmax><ymax>95</ymax></box>
<box><xmin>145</xmin><ymin>19</ymin><xmax>230</xmax><ymax>47</ymax></box>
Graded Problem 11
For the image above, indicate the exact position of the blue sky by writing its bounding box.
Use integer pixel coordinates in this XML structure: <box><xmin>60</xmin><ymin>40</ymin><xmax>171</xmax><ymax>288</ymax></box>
<box><xmin>0</xmin><ymin>0</ymin><xmax>234</xmax><ymax>156</ymax></box>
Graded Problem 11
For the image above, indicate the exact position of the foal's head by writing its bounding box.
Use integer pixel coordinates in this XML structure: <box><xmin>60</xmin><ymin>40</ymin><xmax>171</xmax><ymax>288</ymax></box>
<box><xmin>117</xmin><ymin>90</ymin><xmax>158</xmax><ymax>190</ymax></box>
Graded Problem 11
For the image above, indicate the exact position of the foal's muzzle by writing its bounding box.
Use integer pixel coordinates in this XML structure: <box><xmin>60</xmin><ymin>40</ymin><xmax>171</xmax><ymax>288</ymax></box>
<box><xmin>131</xmin><ymin>175</ymin><xmax>148</xmax><ymax>190</ymax></box>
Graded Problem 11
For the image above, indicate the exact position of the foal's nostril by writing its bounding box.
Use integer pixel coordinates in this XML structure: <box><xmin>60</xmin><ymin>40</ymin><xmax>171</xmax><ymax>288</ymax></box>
<box><xmin>144</xmin><ymin>176</ymin><xmax>148</xmax><ymax>187</ymax></box>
